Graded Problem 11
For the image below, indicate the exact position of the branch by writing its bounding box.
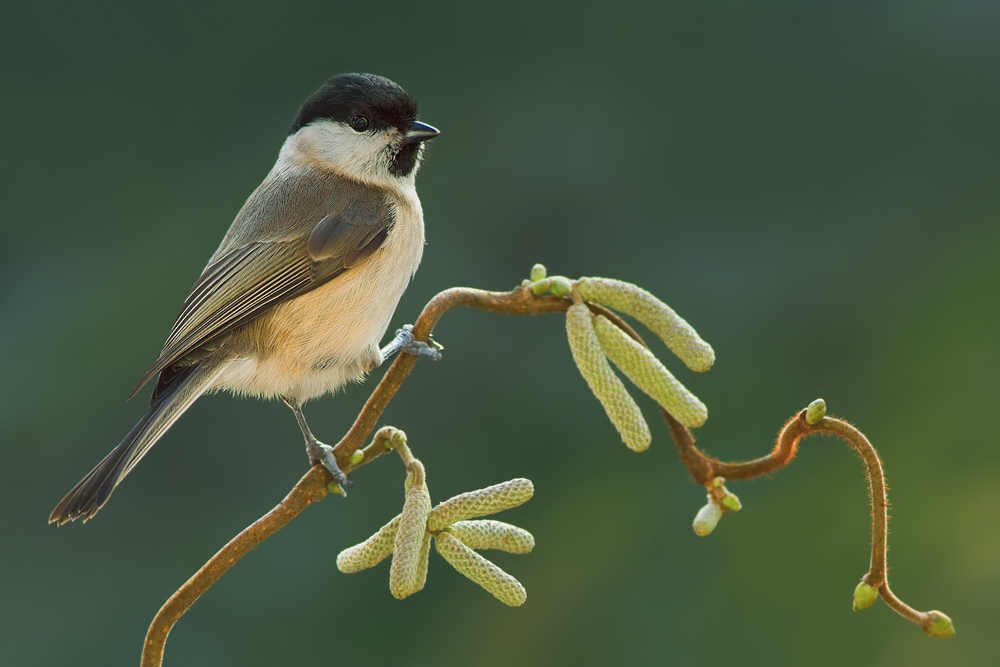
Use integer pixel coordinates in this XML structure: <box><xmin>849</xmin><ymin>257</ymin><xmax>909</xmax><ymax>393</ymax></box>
<box><xmin>140</xmin><ymin>286</ymin><xmax>571</xmax><ymax>667</ymax></box>
<box><xmin>141</xmin><ymin>280</ymin><xmax>952</xmax><ymax>666</ymax></box>
<box><xmin>662</xmin><ymin>406</ymin><xmax>951</xmax><ymax>634</ymax></box>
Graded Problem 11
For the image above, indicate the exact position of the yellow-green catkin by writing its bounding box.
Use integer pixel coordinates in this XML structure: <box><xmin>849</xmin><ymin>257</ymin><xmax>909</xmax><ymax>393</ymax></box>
<box><xmin>577</xmin><ymin>277</ymin><xmax>715</xmax><ymax>372</ymax></box>
<box><xmin>413</xmin><ymin>532</ymin><xmax>432</xmax><ymax>593</ymax></box>
<box><xmin>448</xmin><ymin>520</ymin><xmax>536</xmax><ymax>554</ymax></box>
<box><xmin>566</xmin><ymin>304</ymin><xmax>651</xmax><ymax>452</ymax></box>
<box><xmin>390</xmin><ymin>462</ymin><xmax>432</xmax><ymax>599</ymax></box>
<box><xmin>427</xmin><ymin>478</ymin><xmax>534</xmax><ymax>531</ymax></box>
<box><xmin>337</xmin><ymin>514</ymin><xmax>401</xmax><ymax>573</ymax></box>
<box><xmin>592</xmin><ymin>315</ymin><xmax>708</xmax><ymax>428</ymax></box>
<box><xmin>435</xmin><ymin>531</ymin><xmax>527</xmax><ymax>606</ymax></box>
<box><xmin>693</xmin><ymin>501</ymin><xmax>723</xmax><ymax>536</ymax></box>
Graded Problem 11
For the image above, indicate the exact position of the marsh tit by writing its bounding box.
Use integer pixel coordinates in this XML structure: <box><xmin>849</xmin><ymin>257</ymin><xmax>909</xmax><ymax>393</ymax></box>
<box><xmin>50</xmin><ymin>73</ymin><xmax>441</xmax><ymax>525</ymax></box>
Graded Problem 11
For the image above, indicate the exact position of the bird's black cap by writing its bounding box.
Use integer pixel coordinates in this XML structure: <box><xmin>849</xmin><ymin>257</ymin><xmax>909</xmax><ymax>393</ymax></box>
<box><xmin>289</xmin><ymin>73</ymin><xmax>418</xmax><ymax>136</ymax></box>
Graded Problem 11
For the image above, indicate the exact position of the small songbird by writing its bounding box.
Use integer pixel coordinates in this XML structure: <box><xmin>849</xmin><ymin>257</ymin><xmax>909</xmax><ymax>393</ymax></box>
<box><xmin>50</xmin><ymin>73</ymin><xmax>441</xmax><ymax>525</ymax></box>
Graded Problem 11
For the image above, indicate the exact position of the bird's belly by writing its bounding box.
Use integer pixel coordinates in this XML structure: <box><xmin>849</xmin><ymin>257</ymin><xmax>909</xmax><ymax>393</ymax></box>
<box><xmin>215</xmin><ymin>213</ymin><xmax>424</xmax><ymax>402</ymax></box>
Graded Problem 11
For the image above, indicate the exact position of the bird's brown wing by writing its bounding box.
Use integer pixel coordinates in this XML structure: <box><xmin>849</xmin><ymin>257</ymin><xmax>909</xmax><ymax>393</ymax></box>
<box><xmin>131</xmin><ymin>193</ymin><xmax>394</xmax><ymax>399</ymax></box>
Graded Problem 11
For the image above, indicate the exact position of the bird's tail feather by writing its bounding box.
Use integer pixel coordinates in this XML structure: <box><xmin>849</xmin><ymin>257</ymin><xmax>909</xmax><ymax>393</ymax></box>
<box><xmin>50</xmin><ymin>357</ymin><xmax>228</xmax><ymax>525</ymax></box>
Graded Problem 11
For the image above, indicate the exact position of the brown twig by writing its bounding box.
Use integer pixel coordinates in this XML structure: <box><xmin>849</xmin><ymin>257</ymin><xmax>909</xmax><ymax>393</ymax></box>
<box><xmin>603</xmin><ymin>310</ymin><xmax>946</xmax><ymax>633</ymax></box>
<box><xmin>665</xmin><ymin>407</ymin><xmax>946</xmax><ymax>633</ymax></box>
<box><xmin>141</xmin><ymin>286</ymin><xmax>571</xmax><ymax>667</ymax></box>
<box><xmin>140</xmin><ymin>466</ymin><xmax>328</xmax><ymax>667</ymax></box>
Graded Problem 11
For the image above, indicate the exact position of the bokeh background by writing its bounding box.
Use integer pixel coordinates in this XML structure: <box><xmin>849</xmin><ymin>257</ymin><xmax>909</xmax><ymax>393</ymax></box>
<box><xmin>2</xmin><ymin>1</ymin><xmax>998</xmax><ymax>665</ymax></box>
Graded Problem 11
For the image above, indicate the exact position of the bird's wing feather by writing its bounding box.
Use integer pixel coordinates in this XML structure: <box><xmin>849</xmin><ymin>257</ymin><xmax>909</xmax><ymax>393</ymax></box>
<box><xmin>131</xmin><ymin>190</ymin><xmax>395</xmax><ymax>398</ymax></box>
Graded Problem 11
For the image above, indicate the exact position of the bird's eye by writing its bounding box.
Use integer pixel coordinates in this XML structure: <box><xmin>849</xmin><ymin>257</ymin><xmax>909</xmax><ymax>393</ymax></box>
<box><xmin>350</xmin><ymin>115</ymin><xmax>370</xmax><ymax>132</ymax></box>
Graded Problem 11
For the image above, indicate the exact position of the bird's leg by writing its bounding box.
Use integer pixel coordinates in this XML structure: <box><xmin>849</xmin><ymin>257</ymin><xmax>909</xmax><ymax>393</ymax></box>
<box><xmin>281</xmin><ymin>396</ymin><xmax>351</xmax><ymax>494</ymax></box>
<box><xmin>380</xmin><ymin>324</ymin><xmax>443</xmax><ymax>362</ymax></box>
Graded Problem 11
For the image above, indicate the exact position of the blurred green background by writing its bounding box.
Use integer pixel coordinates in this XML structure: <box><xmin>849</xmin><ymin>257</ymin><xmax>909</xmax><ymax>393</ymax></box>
<box><xmin>2</xmin><ymin>1</ymin><xmax>998</xmax><ymax>665</ymax></box>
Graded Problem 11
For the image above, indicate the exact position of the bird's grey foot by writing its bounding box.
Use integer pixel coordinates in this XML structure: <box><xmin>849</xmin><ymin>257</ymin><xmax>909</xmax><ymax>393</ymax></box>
<box><xmin>282</xmin><ymin>395</ymin><xmax>352</xmax><ymax>495</ymax></box>
<box><xmin>381</xmin><ymin>324</ymin><xmax>443</xmax><ymax>362</ymax></box>
<box><xmin>307</xmin><ymin>438</ymin><xmax>351</xmax><ymax>494</ymax></box>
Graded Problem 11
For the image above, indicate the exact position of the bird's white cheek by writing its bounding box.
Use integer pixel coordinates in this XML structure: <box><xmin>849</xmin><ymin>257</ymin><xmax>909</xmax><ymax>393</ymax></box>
<box><xmin>292</xmin><ymin>122</ymin><xmax>400</xmax><ymax>186</ymax></box>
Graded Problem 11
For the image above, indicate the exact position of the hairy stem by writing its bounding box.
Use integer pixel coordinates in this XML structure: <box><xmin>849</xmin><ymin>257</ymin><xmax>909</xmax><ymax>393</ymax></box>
<box><xmin>140</xmin><ymin>467</ymin><xmax>328</xmax><ymax>667</ymax></box>
<box><xmin>662</xmin><ymin>408</ymin><xmax>939</xmax><ymax>632</ymax></box>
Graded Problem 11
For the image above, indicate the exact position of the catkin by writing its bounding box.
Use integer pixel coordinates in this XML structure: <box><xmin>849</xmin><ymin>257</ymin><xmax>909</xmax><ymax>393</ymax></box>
<box><xmin>577</xmin><ymin>277</ymin><xmax>715</xmax><ymax>372</ymax></box>
<box><xmin>389</xmin><ymin>462</ymin><xmax>432</xmax><ymax>599</ymax></box>
<box><xmin>435</xmin><ymin>531</ymin><xmax>527</xmax><ymax>606</ymax></box>
<box><xmin>593</xmin><ymin>315</ymin><xmax>708</xmax><ymax>428</ymax></box>
<box><xmin>565</xmin><ymin>304</ymin><xmax>651</xmax><ymax>452</ymax></box>
<box><xmin>448</xmin><ymin>520</ymin><xmax>536</xmax><ymax>554</ymax></box>
<box><xmin>413</xmin><ymin>532</ymin><xmax>432</xmax><ymax>593</ymax></box>
<box><xmin>693</xmin><ymin>501</ymin><xmax>723</xmax><ymax>536</ymax></box>
<box><xmin>427</xmin><ymin>478</ymin><xmax>534</xmax><ymax>531</ymax></box>
<box><xmin>337</xmin><ymin>514</ymin><xmax>401</xmax><ymax>573</ymax></box>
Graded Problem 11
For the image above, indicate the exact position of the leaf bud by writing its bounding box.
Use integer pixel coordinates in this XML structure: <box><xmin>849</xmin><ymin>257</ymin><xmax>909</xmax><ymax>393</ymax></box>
<box><xmin>806</xmin><ymin>399</ymin><xmax>826</xmax><ymax>425</ymax></box>
<box><xmin>550</xmin><ymin>276</ymin><xmax>573</xmax><ymax>297</ymax></box>
<box><xmin>852</xmin><ymin>581</ymin><xmax>878</xmax><ymax>611</ymax></box>
<box><xmin>924</xmin><ymin>611</ymin><xmax>955</xmax><ymax>637</ymax></box>
<box><xmin>722</xmin><ymin>493</ymin><xmax>742</xmax><ymax>511</ymax></box>
<box><xmin>530</xmin><ymin>278</ymin><xmax>552</xmax><ymax>296</ymax></box>
<box><xmin>530</xmin><ymin>263</ymin><xmax>547</xmax><ymax>282</ymax></box>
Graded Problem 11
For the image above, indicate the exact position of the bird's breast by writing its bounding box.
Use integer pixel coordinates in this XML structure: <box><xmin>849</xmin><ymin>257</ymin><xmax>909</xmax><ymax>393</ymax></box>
<box><xmin>219</xmin><ymin>192</ymin><xmax>425</xmax><ymax>401</ymax></box>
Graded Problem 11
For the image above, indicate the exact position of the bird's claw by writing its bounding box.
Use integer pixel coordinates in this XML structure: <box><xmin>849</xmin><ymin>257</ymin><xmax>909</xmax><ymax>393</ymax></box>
<box><xmin>308</xmin><ymin>440</ymin><xmax>352</xmax><ymax>494</ymax></box>
<box><xmin>384</xmin><ymin>324</ymin><xmax>443</xmax><ymax>362</ymax></box>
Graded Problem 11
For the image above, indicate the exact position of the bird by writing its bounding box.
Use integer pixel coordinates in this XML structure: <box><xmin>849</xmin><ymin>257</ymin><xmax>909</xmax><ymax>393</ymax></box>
<box><xmin>50</xmin><ymin>73</ymin><xmax>441</xmax><ymax>525</ymax></box>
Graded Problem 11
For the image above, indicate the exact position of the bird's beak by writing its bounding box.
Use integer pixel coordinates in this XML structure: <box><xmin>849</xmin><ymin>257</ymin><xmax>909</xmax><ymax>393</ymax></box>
<box><xmin>402</xmin><ymin>121</ymin><xmax>441</xmax><ymax>144</ymax></box>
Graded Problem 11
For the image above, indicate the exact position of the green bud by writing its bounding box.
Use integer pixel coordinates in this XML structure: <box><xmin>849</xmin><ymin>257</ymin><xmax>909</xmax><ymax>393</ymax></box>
<box><xmin>530</xmin><ymin>278</ymin><xmax>552</xmax><ymax>296</ymax></box>
<box><xmin>722</xmin><ymin>493</ymin><xmax>742</xmax><ymax>511</ymax></box>
<box><xmin>530</xmin><ymin>263</ymin><xmax>547</xmax><ymax>282</ymax></box>
<box><xmin>852</xmin><ymin>581</ymin><xmax>878</xmax><ymax>611</ymax></box>
<box><xmin>349</xmin><ymin>450</ymin><xmax>365</xmax><ymax>466</ymax></box>
<box><xmin>693</xmin><ymin>501</ymin><xmax>723</xmax><ymax>536</ymax></box>
<box><xmin>521</xmin><ymin>278</ymin><xmax>530</xmax><ymax>287</ymax></box>
<box><xmin>806</xmin><ymin>399</ymin><xmax>826</xmax><ymax>425</ymax></box>
<box><xmin>924</xmin><ymin>611</ymin><xmax>955</xmax><ymax>637</ymax></box>
<box><xmin>327</xmin><ymin>483</ymin><xmax>342</xmax><ymax>494</ymax></box>
<box><xmin>712</xmin><ymin>477</ymin><xmax>726</xmax><ymax>487</ymax></box>
<box><xmin>550</xmin><ymin>276</ymin><xmax>573</xmax><ymax>297</ymax></box>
